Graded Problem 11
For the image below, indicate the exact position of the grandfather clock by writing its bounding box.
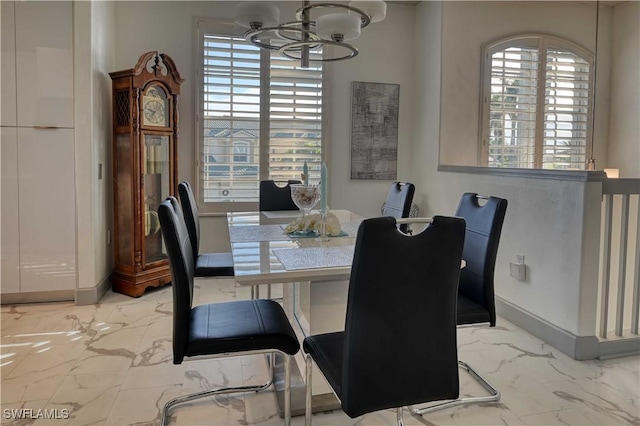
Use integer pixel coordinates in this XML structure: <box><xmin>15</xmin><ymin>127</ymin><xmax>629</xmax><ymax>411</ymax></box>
<box><xmin>109</xmin><ymin>51</ymin><xmax>184</xmax><ymax>297</ymax></box>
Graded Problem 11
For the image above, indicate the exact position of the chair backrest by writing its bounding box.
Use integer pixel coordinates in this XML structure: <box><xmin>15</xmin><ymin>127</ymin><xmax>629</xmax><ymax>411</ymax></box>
<box><xmin>454</xmin><ymin>193</ymin><xmax>508</xmax><ymax>327</ymax></box>
<box><xmin>259</xmin><ymin>179</ymin><xmax>302</xmax><ymax>211</ymax></box>
<box><xmin>158</xmin><ymin>196</ymin><xmax>195</xmax><ymax>364</ymax></box>
<box><xmin>381</xmin><ymin>182</ymin><xmax>415</xmax><ymax>233</ymax></box>
<box><xmin>341</xmin><ymin>216</ymin><xmax>465</xmax><ymax>418</ymax></box>
<box><xmin>177</xmin><ymin>181</ymin><xmax>200</xmax><ymax>261</ymax></box>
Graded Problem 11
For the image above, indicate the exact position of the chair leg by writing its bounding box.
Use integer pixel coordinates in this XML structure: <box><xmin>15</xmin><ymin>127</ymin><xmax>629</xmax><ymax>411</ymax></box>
<box><xmin>305</xmin><ymin>354</ymin><xmax>313</xmax><ymax>426</ymax></box>
<box><xmin>284</xmin><ymin>354</ymin><xmax>292</xmax><ymax>426</ymax></box>
<box><xmin>161</xmin><ymin>380</ymin><xmax>273</xmax><ymax>426</ymax></box>
<box><xmin>161</xmin><ymin>353</ymin><xmax>281</xmax><ymax>426</ymax></box>
<box><xmin>409</xmin><ymin>360</ymin><xmax>500</xmax><ymax>415</ymax></box>
<box><xmin>397</xmin><ymin>407</ymin><xmax>404</xmax><ymax>426</ymax></box>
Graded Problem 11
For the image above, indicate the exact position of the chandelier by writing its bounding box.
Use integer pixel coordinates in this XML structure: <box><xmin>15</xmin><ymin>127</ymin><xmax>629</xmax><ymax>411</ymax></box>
<box><xmin>234</xmin><ymin>1</ymin><xmax>387</xmax><ymax>68</ymax></box>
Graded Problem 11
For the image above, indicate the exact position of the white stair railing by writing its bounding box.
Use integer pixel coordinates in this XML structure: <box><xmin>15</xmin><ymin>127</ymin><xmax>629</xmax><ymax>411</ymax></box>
<box><xmin>598</xmin><ymin>178</ymin><xmax>640</xmax><ymax>338</ymax></box>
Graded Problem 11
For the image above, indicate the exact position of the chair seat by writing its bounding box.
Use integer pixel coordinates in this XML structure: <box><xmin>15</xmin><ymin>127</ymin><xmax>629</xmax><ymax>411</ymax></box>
<box><xmin>187</xmin><ymin>299</ymin><xmax>299</xmax><ymax>357</ymax></box>
<box><xmin>303</xmin><ymin>332</ymin><xmax>344</xmax><ymax>398</ymax></box>
<box><xmin>457</xmin><ymin>294</ymin><xmax>491</xmax><ymax>326</ymax></box>
<box><xmin>195</xmin><ymin>252</ymin><xmax>234</xmax><ymax>277</ymax></box>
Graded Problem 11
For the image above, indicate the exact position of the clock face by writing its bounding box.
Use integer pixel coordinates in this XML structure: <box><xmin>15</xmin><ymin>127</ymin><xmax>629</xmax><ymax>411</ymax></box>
<box><xmin>143</xmin><ymin>88</ymin><xmax>167</xmax><ymax>127</ymax></box>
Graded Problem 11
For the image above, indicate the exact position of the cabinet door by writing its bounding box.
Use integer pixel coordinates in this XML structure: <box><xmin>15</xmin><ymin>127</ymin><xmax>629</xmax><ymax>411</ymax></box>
<box><xmin>1</xmin><ymin>1</ymin><xmax>17</xmax><ymax>127</ymax></box>
<box><xmin>15</xmin><ymin>1</ymin><xmax>73</xmax><ymax>128</ymax></box>
<box><xmin>18</xmin><ymin>128</ymin><xmax>76</xmax><ymax>292</ymax></box>
<box><xmin>1</xmin><ymin>128</ymin><xmax>20</xmax><ymax>293</ymax></box>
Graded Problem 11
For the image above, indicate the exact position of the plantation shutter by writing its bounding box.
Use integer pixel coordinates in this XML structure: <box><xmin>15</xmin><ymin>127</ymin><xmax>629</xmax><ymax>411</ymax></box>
<box><xmin>202</xmin><ymin>34</ymin><xmax>261</xmax><ymax>203</ymax></box>
<box><xmin>200</xmin><ymin>32</ymin><xmax>323</xmax><ymax>206</ymax></box>
<box><xmin>269</xmin><ymin>51</ymin><xmax>323</xmax><ymax>183</ymax></box>
<box><xmin>487</xmin><ymin>46</ymin><xmax>539</xmax><ymax>168</ymax></box>
<box><xmin>484</xmin><ymin>35</ymin><xmax>591</xmax><ymax>170</ymax></box>
<box><xmin>543</xmin><ymin>47</ymin><xmax>590</xmax><ymax>169</ymax></box>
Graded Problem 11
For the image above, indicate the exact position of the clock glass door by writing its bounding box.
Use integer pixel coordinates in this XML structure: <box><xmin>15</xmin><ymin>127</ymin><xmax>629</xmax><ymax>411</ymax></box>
<box><xmin>143</xmin><ymin>133</ymin><xmax>170</xmax><ymax>264</ymax></box>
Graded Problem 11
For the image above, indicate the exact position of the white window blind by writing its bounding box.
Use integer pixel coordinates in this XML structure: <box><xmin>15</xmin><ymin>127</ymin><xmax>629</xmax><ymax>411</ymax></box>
<box><xmin>482</xmin><ymin>35</ymin><xmax>592</xmax><ymax>170</ymax></box>
<box><xmin>488</xmin><ymin>46</ymin><xmax>539</xmax><ymax>168</ymax></box>
<box><xmin>202</xmin><ymin>34</ymin><xmax>260</xmax><ymax>204</ymax></box>
<box><xmin>270</xmin><ymin>53</ymin><xmax>323</xmax><ymax>183</ymax></box>
<box><xmin>199</xmin><ymin>29</ymin><xmax>323</xmax><ymax>209</ymax></box>
<box><xmin>543</xmin><ymin>48</ymin><xmax>590</xmax><ymax>169</ymax></box>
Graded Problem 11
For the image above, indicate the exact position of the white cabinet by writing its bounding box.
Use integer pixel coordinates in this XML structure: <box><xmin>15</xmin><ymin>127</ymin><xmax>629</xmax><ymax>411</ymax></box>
<box><xmin>1</xmin><ymin>128</ymin><xmax>20</xmax><ymax>294</ymax></box>
<box><xmin>1</xmin><ymin>1</ymin><xmax>76</xmax><ymax>297</ymax></box>
<box><xmin>1</xmin><ymin>1</ymin><xmax>17</xmax><ymax>127</ymax></box>
<box><xmin>15</xmin><ymin>2</ymin><xmax>73</xmax><ymax>127</ymax></box>
<box><xmin>17</xmin><ymin>128</ymin><xmax>76</xmax><ymax>292</ymax></box>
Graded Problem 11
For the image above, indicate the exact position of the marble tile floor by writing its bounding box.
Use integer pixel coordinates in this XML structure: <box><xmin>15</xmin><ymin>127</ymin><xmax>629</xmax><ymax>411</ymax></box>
<box><xmin>1</xmin><ymin>278</ymin><xmax>638</xmax><ymax>426</ymax></box>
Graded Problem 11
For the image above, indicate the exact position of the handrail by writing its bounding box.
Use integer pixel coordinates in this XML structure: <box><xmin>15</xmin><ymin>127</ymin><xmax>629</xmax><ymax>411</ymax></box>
<box><xmin>602</xmin><ymin>178</ymin><xmax>640</xmax><ymax>194</ymax></box>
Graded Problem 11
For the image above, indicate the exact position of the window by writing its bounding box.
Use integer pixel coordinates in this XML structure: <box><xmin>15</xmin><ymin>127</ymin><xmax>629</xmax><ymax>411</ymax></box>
<box><xmin>196</xmin><ymin>20</ymin><xmax>323</xmax><ymax>212</ymax></box>
<box><xmin>233</xmin><ymin>141</ymin><xmax>250</xmax><ymax>163</ymax></box>
<box><xmin>480</xmin><ymin>35</ymin><xmax>593</xmax><ymax>170</ymax></box>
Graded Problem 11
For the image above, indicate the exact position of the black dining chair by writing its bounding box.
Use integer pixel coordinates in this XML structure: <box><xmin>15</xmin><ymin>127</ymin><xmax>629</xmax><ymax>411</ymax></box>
<box><xmin>411</xmin><ymin>192</ymin><xmax>507</xmax><ymax>415</ymax></box>
<box><xmin>178</xmin><ymin>181</ymin><xmax>234</xmax><ymax>277</ymax></box>
<box><xmin>381</xmin><ymin>181</ymin><xmax>415</xmax><ymax>233</ymax></box>
<box><xmin>303</xmin><ymin>216</ymin><xmax>466</xmax><ymax>425</ymax></box>
<box><xmin>258</xmin><ymin>179</ymin><xmax>301</xmax><ymax>299</ymax></box>
<box><xmin>259</xmin><ymin>179</ymin><xmax>302</xmax><ymax>211</ymax></box>
<box><xmin>158</xmin><ymin>197</ymin><xmax>300</xmax><ymax>426</ymax></box>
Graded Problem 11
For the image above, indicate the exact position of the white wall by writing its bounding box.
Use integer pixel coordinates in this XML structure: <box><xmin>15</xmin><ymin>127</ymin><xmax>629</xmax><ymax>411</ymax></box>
<box><xmin>325</xmin><ymin>3</ymin><xmax>416</xmax><ymax>218</ymax></box>
<box><xmin>608</xmin><ymin>1</ymin><xmax>640</xmax><ymax>178</ymax></box>
<box><xmin>413</xmin><ymin>1</ymin><xmax>601</xmax><ymax>337</ymax></box>
<box><xmin>438</xmin><ymin>1</ymin><xmax>612</xmax><ymax>168</ymax></box>
<box><xmin>112</xmin><ymin>1</ymin><xmax>417</xmax><ymax>252</ymax></box>
<box><xmin>74</xmin><ymin>1</ymin><xmax>116</xmax><ymax>293</ymax></box>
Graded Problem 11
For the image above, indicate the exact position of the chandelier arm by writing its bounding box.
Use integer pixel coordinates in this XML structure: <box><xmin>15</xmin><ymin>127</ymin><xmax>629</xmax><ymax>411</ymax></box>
<box><xmin>245</xmin><ymin>26</ymin><xmax>323</xmax><ymax>51</ymax></box>
<box><xmin>280</xmin><ymin>40</ymin><xmax>358</xmax><ymax>62</ymax></box>
<box><xmin>295</xmin><ymin>3</ymin><xmax>372</xmax><ymax>28</ymax></box>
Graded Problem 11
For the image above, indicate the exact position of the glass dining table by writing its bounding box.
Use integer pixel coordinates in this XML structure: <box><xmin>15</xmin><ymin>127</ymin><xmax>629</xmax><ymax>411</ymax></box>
<box><xmin>226</xmin><ymin>209</ymin><xmax>364</xmax><ymax>414</ymax></box>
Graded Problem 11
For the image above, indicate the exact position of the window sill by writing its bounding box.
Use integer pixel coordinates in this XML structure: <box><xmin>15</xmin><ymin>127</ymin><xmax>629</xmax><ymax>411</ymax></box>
<box><xmin>437</xmin><ymin>165</ymin><xmax>607</xmax><ymax>182</ymax></box>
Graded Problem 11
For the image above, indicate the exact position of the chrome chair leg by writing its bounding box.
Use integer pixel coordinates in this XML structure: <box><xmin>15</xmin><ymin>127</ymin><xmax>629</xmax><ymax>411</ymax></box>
<box><xmin>161</xmin><ymin>381</ymin><xmax>272</xmax><ymax>426</ymax></box>
<box><xmin>305</xmin><ymin>354</ymin><xmax>313</xmax><ymax>426</ymax></box>
<box><xmin>161</xmin><ymin>351</ymin><xmax>293</xmax><ymax>426</ymax></box>
<box><xmin>397</xmin><ymin>407</ymin><xmax>404</xmax><ymax>426</ymax></box>
<box><xmin>410</xmin><ymin>360</ymin><xmax>500</xmax><ymax>415</ymax></box>
<box><xmin>284</xmin><ymin>354</ymin><xmax>292</xmax><ymax>426</ymax></box>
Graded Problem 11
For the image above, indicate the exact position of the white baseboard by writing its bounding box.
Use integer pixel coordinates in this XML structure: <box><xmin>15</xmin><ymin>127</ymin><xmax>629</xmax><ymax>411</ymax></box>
<box><xmin>496</xmin><ymin>296</ymin><xmax>600</xmax><ymax>360</ymax></box>
<box><xmin>75</xmin><ymin>276</ymin><xmax>111</xmax><ymax>305</ymax></box>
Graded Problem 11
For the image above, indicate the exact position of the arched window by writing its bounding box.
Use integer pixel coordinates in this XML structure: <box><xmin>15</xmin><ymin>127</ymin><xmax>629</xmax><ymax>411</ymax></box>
<box><xmin>480</xmin><ymin>35</ymin><xmax>593</xmax><ymax>170</ymax></box>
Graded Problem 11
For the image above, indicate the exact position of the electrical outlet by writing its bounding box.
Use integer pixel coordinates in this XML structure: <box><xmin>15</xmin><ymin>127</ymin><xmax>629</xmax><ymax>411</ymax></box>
<box><xmin>516</xmin><ymin>254</ymin><xmax>525</xmax><ymax>264</ymax></box>
<box><xmin>510</xmin><ymin>262</ymin><xmax>526</xmax><ymax>281</ymax></box>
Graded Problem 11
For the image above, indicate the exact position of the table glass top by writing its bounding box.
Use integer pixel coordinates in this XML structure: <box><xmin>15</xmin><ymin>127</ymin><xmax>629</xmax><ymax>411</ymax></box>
<box><xmin>227</xmin><ymin>210</ymin><xmax>363</xmax><ymax>284</ymax></box>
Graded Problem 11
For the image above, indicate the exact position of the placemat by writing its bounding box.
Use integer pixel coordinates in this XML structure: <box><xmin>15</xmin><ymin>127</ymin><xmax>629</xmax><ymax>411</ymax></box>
<box><xmin>272</xmin><ymin>246</ymin><xmax>355</xmax><ymax>271</ymax></box>
<box><xmin>228</xmin><ymin>225</ymin><xmax>288</xmax><ymax>243</ymax></box>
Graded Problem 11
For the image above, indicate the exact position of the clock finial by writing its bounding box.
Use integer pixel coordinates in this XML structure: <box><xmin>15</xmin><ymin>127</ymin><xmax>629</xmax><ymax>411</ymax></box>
<box><xmin>152</xmin><ymin>52</ymin><xmax>161</xmax><ymax>76</ymax></box>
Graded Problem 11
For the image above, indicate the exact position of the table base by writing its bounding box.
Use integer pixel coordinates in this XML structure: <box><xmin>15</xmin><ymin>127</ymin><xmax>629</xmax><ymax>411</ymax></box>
<box><xmin>273</xmin><ymin>352</ymin><xmax>340</xmax><ymax>418</ymax></box>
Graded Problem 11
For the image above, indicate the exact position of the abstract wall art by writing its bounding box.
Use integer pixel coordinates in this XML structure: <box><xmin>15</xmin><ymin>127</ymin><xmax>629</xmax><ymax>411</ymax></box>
<box><xmin>350</xmin><ymin>81</ymin><xmax>400</xmax><ymax>180</ymax></box>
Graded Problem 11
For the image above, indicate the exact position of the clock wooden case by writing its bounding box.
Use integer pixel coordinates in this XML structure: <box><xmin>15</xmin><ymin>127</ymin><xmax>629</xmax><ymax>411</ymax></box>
<box><xmin>109</xmin><ymin>51</ymin><xmax>184</xmax><ymax>297</ymax></box>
